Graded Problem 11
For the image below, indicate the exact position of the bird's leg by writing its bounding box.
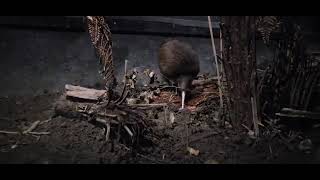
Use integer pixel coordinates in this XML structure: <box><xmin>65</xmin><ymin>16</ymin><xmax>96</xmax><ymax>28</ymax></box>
<box><xmin>179</xmin><ymin>90</ymin><xmax>186</xmax><ymax>111</ymax></box>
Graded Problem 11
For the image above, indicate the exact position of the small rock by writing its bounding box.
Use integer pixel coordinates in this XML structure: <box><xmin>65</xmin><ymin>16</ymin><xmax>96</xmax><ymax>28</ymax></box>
<box><xmin>11</xmin><ymin>144</ymin><xmax>18</xmax><ymax>149</ymax></box>
<box><xmin>248</xmin><ymin>130</ymin><xmax>256</xmax><ymax>139</ymax></box>
<box><xmin>225</xmin><ymin>121</ymin><xmax>233</xmax><ymax>129</ymax></box>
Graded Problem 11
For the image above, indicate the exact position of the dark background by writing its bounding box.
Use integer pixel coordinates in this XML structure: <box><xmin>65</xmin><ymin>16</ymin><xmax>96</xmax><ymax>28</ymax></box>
<box><xmin>0</xmin><ymin>16</ymin><xmax>319</xmax><ymax>97</ymax></box>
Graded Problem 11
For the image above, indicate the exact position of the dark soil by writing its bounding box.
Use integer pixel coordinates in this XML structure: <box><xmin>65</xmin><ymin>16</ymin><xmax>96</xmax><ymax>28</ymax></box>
<box><xmin>1</xmin><ymin>92</ymin><xmax>320</xmax><ymax>164</ymax></box>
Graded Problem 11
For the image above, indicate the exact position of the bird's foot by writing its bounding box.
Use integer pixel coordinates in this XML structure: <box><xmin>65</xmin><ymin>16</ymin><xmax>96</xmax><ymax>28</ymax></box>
<box><xmin>178</xmin><ymin>107</ymin><xmax>190</xmax><ymax>113</ymax></box>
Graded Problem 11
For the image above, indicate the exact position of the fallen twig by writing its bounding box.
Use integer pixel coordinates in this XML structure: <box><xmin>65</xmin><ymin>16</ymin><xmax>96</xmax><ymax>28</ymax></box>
<box><xmin>276</xmin><ymin>108</ymin><xmax>320</xmax><ymax>120</ymax></box>
<box><xmin>124</xmin><ymin>125</ymin><xmax>133</xmax><ymax>137</ymax></box>
<box><xmin>105</xmin><ymin>123</ymin><xmax>110</xmax><ymax>142</ymax></box>
<box><xmin>0</xmin><ymin>130</ymin><xmax>20</xmax><ymax>135</ymax></box>
<box><xmin>251</xmin><ymin>97</ymin><xmax>260</xmax><ymax>136</ymax></box>
<box><xmin>39</xmin><ymin>118</ymin><xmax>52</xmax><ymax>125</ymax></box>
<box><xmin>23</xmin><ymin>120</ymin><xmax>41</xmax><ymax>134</ymax></box>
<box><xmin>128</xmin><ymin>103</ymin><xmax>167</xmax><ymax>107</ymax></box>
<box><xmin>96</xmin><ymin>118</ymin><xmax>107</xmax><ymax>124</ymax></box>
<box><xmin>28</xmin><ymin>132</ymin><xmax>50</xmax><ymax>135</ymax></box>
<box><xmin>0</xmin><ymin>130</ymin><xmax>49</xmax><ymax>136</ymax></box>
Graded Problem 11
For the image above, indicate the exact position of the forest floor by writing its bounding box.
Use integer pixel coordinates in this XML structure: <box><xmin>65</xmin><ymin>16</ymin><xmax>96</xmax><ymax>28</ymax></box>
<box><xmin>1</xmin><ymin>73</ymin><xmax>320</xmax><ymax>164</ymax></box>
<box><xmin>0</xmin><ymin>67</ymin><xmax>320</xmax><ymax>164</ymax></box>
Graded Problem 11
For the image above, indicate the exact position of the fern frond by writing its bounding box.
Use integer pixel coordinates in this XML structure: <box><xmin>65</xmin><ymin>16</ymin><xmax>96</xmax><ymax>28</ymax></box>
<box><xmin>256</xmin><ymin>16</ymin><xmax>281</xmax><ymax>44</ymax></box>
<box><xmin>86</xmin><ymin>16</ymin><xmax>116</xmax><ymax>86</ymax></box>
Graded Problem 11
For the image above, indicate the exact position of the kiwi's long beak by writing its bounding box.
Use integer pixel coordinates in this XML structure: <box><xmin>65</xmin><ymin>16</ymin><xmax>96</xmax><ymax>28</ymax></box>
<box><xmin>181</xmin><ymin>90</ymin><xmax>186</xmax><ymax>109</ymax></box>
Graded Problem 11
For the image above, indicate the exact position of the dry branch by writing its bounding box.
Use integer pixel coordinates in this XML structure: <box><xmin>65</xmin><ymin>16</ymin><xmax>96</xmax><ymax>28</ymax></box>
<box><xmin>208</xmin><ymin>16</ymin><xmax>223</xmax><ymax>110</ymax></box>
<box><xmin>55</xmin><ymin>92</ymin><xmax>154</xmax><ymax>147</ymax></box>
<box><xmin>276</xmin><ymin>108</ymin><xmax>320</xmax><ymax>120</ymax></box>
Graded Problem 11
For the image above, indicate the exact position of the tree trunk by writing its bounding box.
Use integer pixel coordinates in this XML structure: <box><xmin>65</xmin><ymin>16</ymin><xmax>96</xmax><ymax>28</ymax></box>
<box><xmin>221</xmin><ymin>16</ymin><xmax>258</xmax><ymax>131</ymax></box>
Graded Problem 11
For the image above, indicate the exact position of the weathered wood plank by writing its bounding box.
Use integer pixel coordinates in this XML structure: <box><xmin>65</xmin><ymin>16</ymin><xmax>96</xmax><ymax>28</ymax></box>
<box><xmin>65</xmin><ymin>84</ymin><xmax>106</xmax><ymax>101</ymax></box>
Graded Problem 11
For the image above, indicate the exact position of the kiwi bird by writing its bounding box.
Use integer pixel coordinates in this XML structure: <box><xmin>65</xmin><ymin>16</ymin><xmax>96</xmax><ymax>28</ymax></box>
<box><xmin>158</xmin><ymin>39</ymin><xmax>200</xmax><ymax>110</ymax></box>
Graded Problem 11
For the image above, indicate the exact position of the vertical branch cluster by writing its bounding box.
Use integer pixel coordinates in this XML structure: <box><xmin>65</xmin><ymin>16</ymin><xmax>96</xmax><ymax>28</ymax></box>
<box><xmin>259</xmin><ymin>17</ymin><xmax>320</xmax><ymax>115</ymax></box>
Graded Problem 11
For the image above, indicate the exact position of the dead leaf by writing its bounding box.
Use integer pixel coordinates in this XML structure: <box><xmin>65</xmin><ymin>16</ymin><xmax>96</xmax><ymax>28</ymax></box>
<box><xmin>128</xmin><ymin>79</ymin><xmax>135</xmax><ymax>89</ymax></box>
<box><xmin>139</xmin><ymin>91</ymin><xmax>155</xmax><ymax>104</ymax></box>
<box><xmin>187</xmin><ymin>147</ymin><xmax>200</xmax><ymax>156</ymax></box>
<box><xmin>143</xmin><ymin>69</ymin><xmax>150</xmax><ymax>76</ymax></box>
<box><xmin>127</xmin><ymin>98</ymin><xmax>138</xmax><ymax>105</ymax></box>
<box><xmin>149</xmin><ymin>71</ymin><xmax>155</xmax><ymax>78</ymax></box>
<box><xmin>154</xmin><ymin>88</ymin><xmax>161</xmax><ymax>95</ymax></box>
